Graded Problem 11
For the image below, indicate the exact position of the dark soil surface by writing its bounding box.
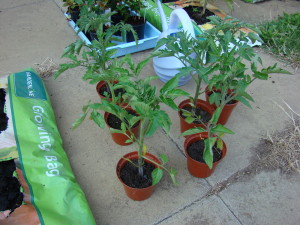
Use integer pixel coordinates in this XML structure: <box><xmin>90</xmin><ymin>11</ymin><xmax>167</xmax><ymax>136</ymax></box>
<box><xmin>120</xmin><ymin>159</ymin><xmax>155</xmax><ymax>188</ymax></box>
<box><xmin>184</xmin><ymin>6</ymin><xmax>215</xmax><ymax>25</ymax></box>
<box><xmin>162</xmin><ymin>0</ymin><xmax>176</xmax><ymax>3</ymax></box>
<box><xmin>98</xmin><ymin>84</ymin><xmax>125</xmax><ymax>99</ymax></box>
<box><xmin>107</xmin><ymin>110</ymin><xmax>139</xmax><ymax>129</ymax></box>
<box><xmin>181</xmin><ymin>106</ymin><xmax>211</xmax><ymax>124</ymax></box>
<box><xmin>0</xmin><ymin>88</ymin><xmax>8</xmax><ymax>134</ymax></box>
<box><xmin>187</xmin><ymin>140</ymin><xmax>222</xmax><ymax>163</ymax></box>
<box><xmin>0</xmin><ymin>160</ymin><xmax>24</xmax><ymax>213</ymax></box>
<box><xmin>126</xmin><ymin>16</ymin><xmax>145</xmax><ymax>26</ymax></box>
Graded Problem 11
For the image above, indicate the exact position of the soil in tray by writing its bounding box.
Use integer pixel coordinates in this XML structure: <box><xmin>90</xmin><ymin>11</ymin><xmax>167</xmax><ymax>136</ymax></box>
<box><xmin>107</xmin><ymin>110</ymin><xmax>139</xmax><ymax>129</ymax></box>
<box><xmin>181</xmin><ymin>106</ymin><xmax>211</xmax><ymax>124</ymax></box>
<box><xmin>98</xmin><ymin>84</ymin><xmax>125</xmax><ymax>99</ymax></box>
<box><xmin>0</xmin><ymin>160</ymin><xmax>24</xmax><ymax>213</ymax></box>
<box><xmin>187</xmin><ymin>139</ymin><xmax>222</xmax><ymax>163</ymax></box>
<box><xmin>184</xmin><ymin>6</ymin><xmax>215</xmax><ymax>25</ymax></box>
<box><xmin>0</xmin><ymin>88</ymin><xmax>8</xmax><ymax>134</ymax></box>
<box><xmin>120</xmin><ymin>159</ymin><xmax>155</xmax><ymax>188</ymax></box>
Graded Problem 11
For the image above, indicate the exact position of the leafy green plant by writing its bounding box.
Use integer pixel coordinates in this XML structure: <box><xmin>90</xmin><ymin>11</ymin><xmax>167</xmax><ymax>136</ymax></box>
<box><xmin>259</xmin><ymin>13</ymin><xmax>300</xmax><ymax>65</ymax></box>
<box><xmin>76</xmin><ymin>5</ymin><xmax>115</xmax><ymax>33</ymax></box>
<box><xmin>63</xmin><ymin>0</ymin><xmax>84</xmax><ymax>12</ymax></box>
<box><xmin>176</xmin><ymin>0</ymin><xmax>233</xmax><ymax>18</ymax></box>
<box><xmin>154</xmin><ymin>16</ymin><xmax>291</xmax><ymax>168</ymax></box>
<box><xmin>73</xmin><ymin>66</ymin><xmax>189</xmax><ymax>185</ymax></box>
<box><xmin>54</xmin><ymin>17</ymin><xmax>137</xmax><ymax>103</ymax></box>
<box><xmin>109</xmin><ymin>0</ymin><xmax>146</xmax><ymax>22</ymax></box>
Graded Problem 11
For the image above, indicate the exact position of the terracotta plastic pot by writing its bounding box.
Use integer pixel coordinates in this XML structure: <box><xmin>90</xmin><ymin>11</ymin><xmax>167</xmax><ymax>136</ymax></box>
<box><xmin>96</xmin><ymin>81</ymin><xmax>127</xmax><ymax>107</ymax></box>
<box><xmin>184</xmin><ymin>133</ymin><xmax>227</xmax><ymax>178</ymax></box>
<box><xmin>116</xmin><ymin>152</ymin><xmax>160</xmax><ymax>201</ymax></box>
<box><xmin>205</xmin><ymin>87</ymin><xmax>238</xmax><ymax>125</ymax></box>
<box><xmin>104</xmin><ymin>108</ymin><xmax>140</xmax><ymax>146</ymax></box>
<box><xmin>178</xmin><ymin>99</ymin><xmax>215</xmax><ymax>134</ymax></box>
<box><xmin>96</xmin><ymin>80</ymin><xmax>114</xmax><ymax>100</ymax></box>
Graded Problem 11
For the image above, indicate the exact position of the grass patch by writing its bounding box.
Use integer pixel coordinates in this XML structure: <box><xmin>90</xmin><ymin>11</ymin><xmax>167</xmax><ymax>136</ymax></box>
<box><xmin>259</xmin><ymin>13</ymin><xmax>300</xmax><ymax>67</ymax></box>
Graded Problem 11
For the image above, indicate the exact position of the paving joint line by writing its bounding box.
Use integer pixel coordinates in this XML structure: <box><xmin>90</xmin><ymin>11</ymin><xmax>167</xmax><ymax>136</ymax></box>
<box><xmin>0</xmin><ymin>0</ymin><xmax>48</xmax><ymax>11</ymax></box>
<box><xmin>151</xmin><ymin>195</ymin><xmax>209</xmax><ymax>225</ymax></box>
<box><xmin>217</xmin><ymin>194</ymin><xmax>244</xmax><ymax>225</ymax></box>
<box><xmin>161</xmin><ymin>128</ymin><xmax>186</xmax><ymax>157</ymax></box>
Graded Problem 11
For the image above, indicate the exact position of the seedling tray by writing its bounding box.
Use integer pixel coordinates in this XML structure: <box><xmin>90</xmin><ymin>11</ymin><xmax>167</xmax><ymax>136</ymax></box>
<box><xmin>65</xmin><ymin>13</ymin><xmax>161</xmax><ymax>57</ymax></box>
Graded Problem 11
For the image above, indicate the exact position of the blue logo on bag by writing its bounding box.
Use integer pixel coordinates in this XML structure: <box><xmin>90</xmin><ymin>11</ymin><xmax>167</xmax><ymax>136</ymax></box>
<box><xmin>14</xmin><ymin>71</ymin><xmax>47</xmax><ymax>100</ymax></box>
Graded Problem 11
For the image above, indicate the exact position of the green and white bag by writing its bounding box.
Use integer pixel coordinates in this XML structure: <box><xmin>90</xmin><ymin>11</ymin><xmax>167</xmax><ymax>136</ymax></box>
<box><xmin>1</xmin><ymin>68</ymin><xmax>96</xmax><ymax>225</ymax></box>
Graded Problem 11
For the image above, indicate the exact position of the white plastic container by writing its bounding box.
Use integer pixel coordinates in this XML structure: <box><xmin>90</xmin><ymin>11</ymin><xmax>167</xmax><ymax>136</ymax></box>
<box><xmin>65</xmin><ymin>13</ymin><xmax>161</xmax><ymax>57</ymax></box>
<box><xmin>152</xmin><ymin>1</ymin><xmax>196</xmax><ymax>86</ymax></box>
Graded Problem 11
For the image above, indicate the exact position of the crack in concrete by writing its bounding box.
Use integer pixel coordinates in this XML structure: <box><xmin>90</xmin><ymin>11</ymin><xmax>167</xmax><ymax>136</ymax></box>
<box><xmin>217</xmin><ymin>196</ymin><xmax>244</xmax><ymax>225</ymax></box>
<box><xmin>161</xmin><ymin>128</ymin><xmax>186</xmax><ymax>157</ymax></box>
<box><xmin>151</xmin><ymin>196</ymin><xmax>208</xmax><ymax>225</ymax></box>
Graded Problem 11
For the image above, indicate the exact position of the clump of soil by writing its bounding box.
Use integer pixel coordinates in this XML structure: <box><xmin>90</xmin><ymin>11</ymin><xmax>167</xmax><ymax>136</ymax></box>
<box><xmin>0</xmin><ymin>88</ymin><xmax>9</xmax><ymax>134</ymax></box>
<box><xmin>98</xmin><ymin>84</ymin><xmax>126</xmax><ymax>99</ymax></box>
<box><xmin>187</xmin><ymin>139</ymin><xmax>222</xmax><ymax>163</ymax></box>
<box><xmin>181</xmin><ymin>106</ymin><xmax>211</xmax><ymax>124</ymax></box>
<box><xmin>0</xmin><ymin>160</ymin><xmax>24</xmax><ymax>213</ymax></box>
<box><xmin>107</xmin><ymin>110</ymin><xmax>139</xmax><ymax>129</ymax></box>
<box><xmin>120</xmin><ymin>159</ymin><xmax>155</xmax><ymax>188</ymax></box>
<box><xmin>184</xmin><ymin>6</ymin><xmax>215</xmax><ymax>25</ymax></box>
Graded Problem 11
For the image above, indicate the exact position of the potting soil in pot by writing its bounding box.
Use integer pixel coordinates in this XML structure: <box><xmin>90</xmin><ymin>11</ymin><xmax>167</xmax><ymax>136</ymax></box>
<box><xmin>184</xmin><ymin>6</ymin><xmax>215</xmax><ymax>25</ymax></box>
<box><xmin>0</xmin><ymin>160</ymin><xmax>23</xmax><ymax>214</ymax></box>
<box><xmin>107</xmin><ymin>110</ymin><xmax>139</xmax><ymax>129</ymax></box>
<box><xmin>181</xmin><ymin>106</ymin><xmax>212</xmax><ymax>124</ymax></box>
<box><xmin>98</xmin><ymin>84</ymin><xmax>126</xmax><ymax>99</ymax></box>
<box><xmin>188</xmin><ymin>140</ymin><xmax>222</xmax><ymax>163</ymax></box>
<box><xmin>120</xmin><ymin>159</ymin><xmax>155</xmax><ymax>188</ymax></box>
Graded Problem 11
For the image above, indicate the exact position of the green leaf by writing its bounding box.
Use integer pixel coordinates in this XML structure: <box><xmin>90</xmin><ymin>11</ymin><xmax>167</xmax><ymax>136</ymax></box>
<box><xmin>204</xmin><ymin>138</ymin><xmax>214</xmax><ymax>169</ymax></box>
<box><xmin>185</xmin><ymin>116</ymin><xmax>195</xmax><ymax>124</ymax></box>
<box><xmin>166</xmin><ymin>89</ymin><xmax>190</xmax><ymax>97</ymax></box>
<box><xmin>216</xmin><ymin>139</ymin><xmax>224</xmax><ymax>150</ymax></box>
<box><xmin>170</xmin><ymin>168</ymin><xmax>179</xmax><ymax>185</ymax></box>
<box><xmin>72</xmin><ymin>112</ymin><xmax>88</xmax><ymax>129</ymax></box>
<box><xmin>248</xmin><ymin>32</ymin><xmax>263</xmax><ymax>43</ymax></box>
<box><xmin>160</xmin><ymin>154</ymin><xmax>169</xmax><ymax>164</ymax></box>
<box><xmin>152</xmin><ymin>168</ymin><xmax>163</xmax><ymax>186</ymax></box>
<box><xmin>160</xmin><ymin>74</ymin><xmax>180</xmax><ymax>94</ymax></box>
<box><xmin>211</xmin><ymin>124</ymin><xmax>235</xmax><ymax>134</ymax></box>
<box><xmin>91</xmin><ymin>111</ymin><xmax>105</xmax><ymax>128</ymax></box>
<box><xmin>109</xmin><ymin>128</ymin><xmax>124</xmax><ymax>134</ymax></box>
<box><xmin>121</xmin><ymin>122</ymin><xmax>126</xmax><ymax>132</ymax></box>
<box><xmin>181</xmin><ymin>127</ymin><xmax>206</xmax><ymax>136</ymax></box>
<box><xmin>253</xmin><ymin>71</ymin><xmax>269</xmax><ymax>80</ymax></box>
<box><xmin>235</xmin><ymin>96</ymin><xmax>252</xmax><ymax>109</ymax></box>
<box><xmin>161</xmin><ymin>97</ymin><xmax>178</xmax><ymax>110</ymax></box>
<box><xmin>125</xmin><ymin>139</ymin><xmax>133</xmax><ymax>144</ymax></box>
<box><xmin>210</xmin><ymin>107</ymin><xmax>222</xmax><ymax>124</ymax></box>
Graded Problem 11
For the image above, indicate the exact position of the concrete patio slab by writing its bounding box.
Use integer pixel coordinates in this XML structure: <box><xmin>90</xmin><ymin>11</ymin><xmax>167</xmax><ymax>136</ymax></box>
<box><xmin>1</xmin><ymin>0</ymin><xmax>300</xmax><ymax>224</ymax></box>
<box><xmin>158</xmin><ymin>195</ymin><xmax>241</xmax><ymax>225</ymax></box>
<box><xmin>219</xmin><ymin>170</ymin><xmax>300</xmax><ymax>225</ymax></box>
<box><xmin>0</xmin><ymin>0</ymin><xmax>76</xmax><ymax>74</ymax></box>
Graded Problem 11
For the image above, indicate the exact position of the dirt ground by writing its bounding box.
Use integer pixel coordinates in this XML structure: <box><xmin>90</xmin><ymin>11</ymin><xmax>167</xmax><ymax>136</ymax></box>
<box><xmin>214</xmin><ymin>0</ymin><xmax>300</xmax><ymax>23</ymax></box>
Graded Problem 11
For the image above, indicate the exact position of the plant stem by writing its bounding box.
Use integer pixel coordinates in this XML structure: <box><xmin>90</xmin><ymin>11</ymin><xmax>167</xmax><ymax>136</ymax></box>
<box><xmin>193</xmin><ymin>76</ymin><xmax>202</xmax><ymax>112</ymax></box>
<box><xmin>137</xmin><ymin>119</ymin><xmax>149</xmax><ymax>176</ymax></box>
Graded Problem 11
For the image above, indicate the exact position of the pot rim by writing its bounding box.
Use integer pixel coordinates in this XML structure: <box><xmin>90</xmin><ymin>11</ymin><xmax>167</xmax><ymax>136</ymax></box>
<box><xmin>116</xmin><ymin>152</ymin><xmax>161</xmax><ymax>190</ymax></box>
<box><xmin>184</xmin><ymin>132</ymin><xmax>227</xmax><ymax>165</ymax></box>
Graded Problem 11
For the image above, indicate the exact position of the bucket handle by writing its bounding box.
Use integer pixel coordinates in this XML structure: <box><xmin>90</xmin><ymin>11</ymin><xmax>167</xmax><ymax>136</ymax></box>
<box><xmin>168</xmin><ymin>9</ymin><xmax>195</xmax><ymax>39</ymax></box>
